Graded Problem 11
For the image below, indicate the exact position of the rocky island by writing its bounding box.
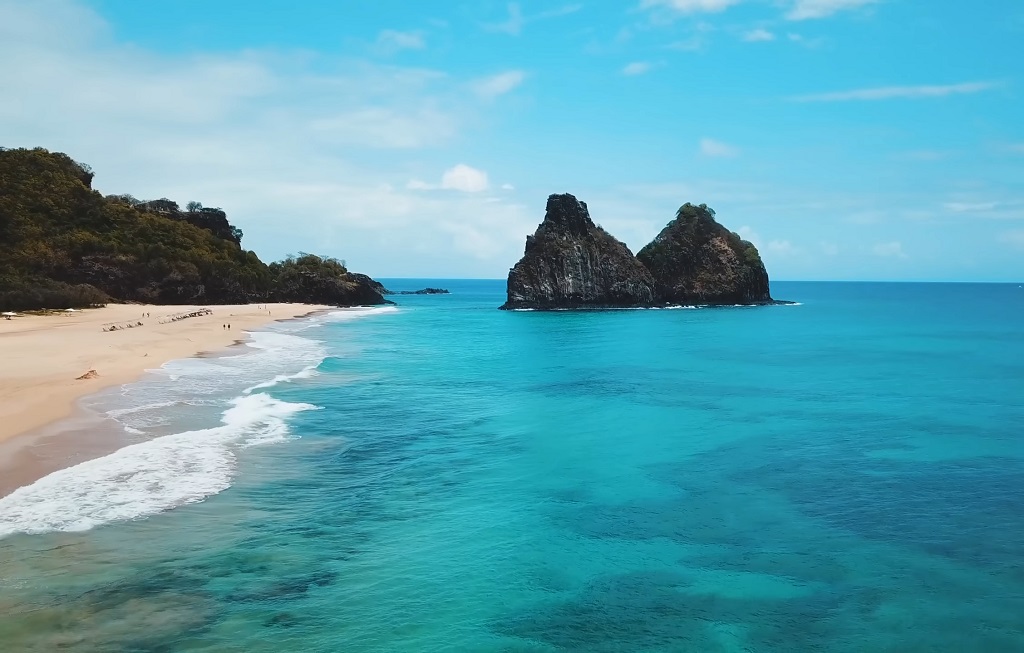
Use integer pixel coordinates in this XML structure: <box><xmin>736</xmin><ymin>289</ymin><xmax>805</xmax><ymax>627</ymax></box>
<box><xmin>637</xmin><ymin>202</ymin><xmax>771</xmax><ymax>305</ymax></box>
<box><xmin>388</xmin><ymin>288</ymin><xmax>451</xmax><ymax>295</ymax></box>
<box><xmin>500</xmin><ymin>194</ymin><xmax>656</xmax><ymax>310</ymax></box>
<box><xmin>501</xmin><ymin>194</ymin><xmax>774</xmax><ymax>310</ymax></box>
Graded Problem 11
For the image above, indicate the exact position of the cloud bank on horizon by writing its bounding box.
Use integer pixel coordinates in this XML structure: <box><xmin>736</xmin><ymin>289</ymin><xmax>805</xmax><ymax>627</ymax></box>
<box><xmin>0</xmin><ymin>0</ymin><xmax>1021</xmax><ymax>281</ymax></box>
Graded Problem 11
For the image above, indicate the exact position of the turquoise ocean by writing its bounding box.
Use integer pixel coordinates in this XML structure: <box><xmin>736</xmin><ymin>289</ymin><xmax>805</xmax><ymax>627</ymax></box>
<box><xmin>0</xmin><ymin>280</ymin><xmax>1022</xmax><ymax>652</ymax></box>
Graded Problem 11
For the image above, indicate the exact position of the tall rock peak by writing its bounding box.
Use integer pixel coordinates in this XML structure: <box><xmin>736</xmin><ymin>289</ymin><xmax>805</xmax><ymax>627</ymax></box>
<box><xmin>541</xmin><ymin>193</ymin><xmax>594</xmax><ymax>237</ymax></box>
<box><xmin>500</xmin><ymin>193</ymin><xmax>656</xmax><ymax>309</ymax></box>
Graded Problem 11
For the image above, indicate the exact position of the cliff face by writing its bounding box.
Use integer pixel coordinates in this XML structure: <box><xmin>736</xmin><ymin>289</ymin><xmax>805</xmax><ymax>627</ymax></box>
<box><xmin>636</xmin><ymin>203</ymin><xmax>771</xmax><ymax>305</ymax></box>
<box><xmin>500</xmin><ymin>194</ymin><xmax>656</xmax><ymax>309</ymax></box>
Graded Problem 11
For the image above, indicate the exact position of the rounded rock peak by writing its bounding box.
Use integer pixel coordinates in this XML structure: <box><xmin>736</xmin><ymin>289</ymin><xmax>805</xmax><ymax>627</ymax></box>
<box><xmin>543</xmin><ymin>193</ymin><xmax>593</xmax><ymax>236</ymax></box>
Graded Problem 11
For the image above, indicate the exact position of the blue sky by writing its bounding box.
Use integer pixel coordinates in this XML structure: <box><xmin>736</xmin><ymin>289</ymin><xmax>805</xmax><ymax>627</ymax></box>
<box><xmin>1</xmin><ymin>0</ymin><xmax>1022</xmax><ymax>280</ymax></box>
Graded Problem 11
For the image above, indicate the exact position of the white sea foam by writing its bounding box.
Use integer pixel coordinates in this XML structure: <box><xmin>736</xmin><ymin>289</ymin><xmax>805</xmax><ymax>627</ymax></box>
<box><xmin>105</xmin><ymin>400</ymin><xmax>180</xmax><ymax>418</ymax></box>
<box><xmin>243</xmin><ymin>365</ymin><xmax>320</xmax><ymax>394</ymax></box>
<box><xmin>324</xmin><ymin>305</ymin><xmax>399</xmax><ymax>322</ymax></box>
<box><xmin>0</xmin><ymin>394</ymin><xmax>318</xmax><ymax>538</ymax></box>
<box><xmin>101</xmin><ymin>330</ymin><xmax>328</xmax><ymax>434</ymax></box>
<box><xmin>0</xmin><ymin>308</ymin><xmax>399</xmax><ymax>538</ymax></box>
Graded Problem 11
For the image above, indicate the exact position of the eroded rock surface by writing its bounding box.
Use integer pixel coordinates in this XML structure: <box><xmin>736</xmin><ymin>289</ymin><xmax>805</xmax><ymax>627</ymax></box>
<box><xmin>636</xmin><ymin>203</ymin><xmax>771</xmax><ymax>305</ymax></box>
<box><xmin>500</xmin><ymin>194</ymin><xmax>656</xmax><ymax>309</ymax></box>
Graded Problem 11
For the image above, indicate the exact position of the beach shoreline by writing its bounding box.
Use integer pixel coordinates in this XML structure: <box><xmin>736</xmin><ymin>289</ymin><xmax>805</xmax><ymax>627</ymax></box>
<box><xmin>0</xmin><ymin>303</ymin><xmax>330</xmax><ymax>496</ymax></box>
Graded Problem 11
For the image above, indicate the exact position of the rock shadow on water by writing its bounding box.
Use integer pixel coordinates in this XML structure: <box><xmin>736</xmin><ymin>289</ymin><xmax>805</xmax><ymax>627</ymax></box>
<box><xmin>492</xmin><ymin>569</ymin><xmax>842</xmax><ymax>652</ymax></box>
<box><xmin>667</xmin><ymin>432</ymin><xmax>1024</xmax><ymax>575</ymax></box>
<box><xmin>527</xmin><ymin>429</ymin><xmax>1024</xmax><ymax>650</ymax></box>
<box><xmin>529</xmin><ymin>367</ymin><xmax>760</xmax><ymax>415</ymax></box>
<box><xmin>226</xmin><ymin>569</ymin><xmax>338</xmax><ymax>604</ymax></box>
<box><xmin>0</xmin><ymin>568</ymin><xmax>222</xmax><ymax>653</ymax></box>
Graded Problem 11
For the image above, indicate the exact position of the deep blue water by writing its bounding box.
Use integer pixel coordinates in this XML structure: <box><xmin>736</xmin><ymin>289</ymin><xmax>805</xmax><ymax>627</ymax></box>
<box><xmin>1</xmin><ymin>280</ymin><xmax>1023</xmax><ymax>651</ymax></box>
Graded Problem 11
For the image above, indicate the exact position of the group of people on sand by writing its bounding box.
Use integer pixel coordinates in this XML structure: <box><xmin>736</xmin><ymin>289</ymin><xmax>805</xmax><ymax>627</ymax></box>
<box><xmin>222</xmin><ymin>323</ymin><xmax>232</xmax><ymax>330</ymax></box>
<box><xmin>103</xmin><ymin>321</ymin><xmax>144</xmax><ymax>332</ymax></box>
<box><xmin>101</xmin><ymin>308</ymin><xmax>214</xmax><ymax>331</ymax></box>
<box><xmin>158</xmin><ymin>308</ymin><xmax>213</xmax><ymax>324</ymax></box>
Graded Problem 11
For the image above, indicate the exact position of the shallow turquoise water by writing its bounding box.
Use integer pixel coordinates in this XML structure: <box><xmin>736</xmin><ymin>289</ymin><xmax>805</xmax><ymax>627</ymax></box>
<box><xmin>1</xmin><ymin>281</ymin><xmax>1023</xmax><ymax>651</ymax></box>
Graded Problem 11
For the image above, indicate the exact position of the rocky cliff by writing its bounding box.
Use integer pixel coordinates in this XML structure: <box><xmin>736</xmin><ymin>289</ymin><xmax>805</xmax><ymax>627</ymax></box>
<box><xmin>636</xmin><ymin>203</ymin><xmax>771</xmax><ymax>305</ymax></box>
<box><xmin>500</xmin><ymin>194</ymin><xmax>656</xmax><ymax>309</ymax></box>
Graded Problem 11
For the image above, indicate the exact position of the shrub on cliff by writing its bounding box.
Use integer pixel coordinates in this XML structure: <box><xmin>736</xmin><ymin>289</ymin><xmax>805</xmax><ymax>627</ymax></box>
<box><xmin>269</xmin><ymin>254</ymin><xmax>390</xmax><ymax>306</ymax></box>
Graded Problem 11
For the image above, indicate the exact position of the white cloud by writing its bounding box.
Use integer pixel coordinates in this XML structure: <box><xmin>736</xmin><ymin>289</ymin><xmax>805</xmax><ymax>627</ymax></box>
<box><xmin>485</xmin><ymin>3</ymin><xmax>582</xmax><ymax>36</ymax></box>
<box><xmin>767</xmin><ymin>239</ymin><xmax>797</xmax><ymax>256</ymax></box>
<box><xmin>407</xmin><ymin>164</ymin><xmax>491</xmax><ymax>193</ymax></box>
<box><xmin>793</xmin><ymin>81</ymin><xmax>998</xmax><ymax>102</ymax></box>
<box><xmin>743</xmin><ymin>28</ymin><xmax>776</xmax><ymax>42</ymax></box>
<box><xmin>736</xmin><ymin>228</ymin><xmax>796</xmax><ymax>258</ymax></box>
<box><xmin>489</xmin><ymin>2</ymin><xmax>525</xmax><ymax>35</ymax></box>
<box><xmin>1000</xmin><ymin>230</ymin><xmax>1024</xmax><ymax>250</ymax></box>
<box><xmin>501</xmin><ymin>183</ymin><xmax>515</xmax><ymax>190</ymax></box>
<box><xmin>0</xmin><ymin>0</ymin><xmax>548</xmax><ymax>277</ymax></box>
<box><xmin>787</xmin><ymin>0</ymin><xmax>879</xmax><ymax>20</ymax></box>
<box><xmin>872</xmin><ymin>241</ymin><xmax>908</xmax><ymax>258</ymax></box>
<box><xmin>846</xmin><ymin>211</ymin><xmax>883</xmax><ymax>225</ymax></box>
<box><xmin>641</xmin><ymin>0</ymin><xmax>742</xmax><ymax>14</ymax></box>
<box><xmin>309</xmin><ymin>107</ymin><xmax>456</xmax><ymax>148</ymax></box>
<box><xmin>939</xmin><ymin>196</ymin><xmax>1024</xmax><ymax>220</ymax></box>
<box><xmin>820</xmin><ymin>241</ymin><xmax>839</xmax><ymax>256</ymax></box>
<box><xmin>898</xmin><ymin>150</ymin><xmax>950</xmax><ymax>161</ymax></box>
<box><xmin>538</xmin><ymin>4</ymin><xmax>585</xmax><ymax>19</ymax></box>
<box><xmin>666</xmin><ymin>37</ymin><xmax>706</xmax><ymax>51</ymax></box>
<box><xmin>622</xmin><ymin>61</ymin><xmax>653</xmax><ymax>76</ymax></box>
<box><xmin>375</xmin><ymin>29</ymin><xmax>425</xmax><ymax>53</ymax></box>
<box><xmin>441</xmin><ymin>164</ymin><xmax>489</xmax><ymax>193</ymax></box>
<box><xmin>737</xmin><ymin>226</ymin><xmax>761</xmax><ymax>247</ymax></box>
<box><xmin>1007</xmin><ymin>143</ymin><xmax>1024</xmax><ymax>154</ymax></box>
<box><xmin>472</xmin><ymin>70</ymin><xmax>526</xmax><ymax>99</ymax></box>
<box><xmin>699</xmin><ymin>138</ymin><xmax>739</xmax><ymax>157</ymax></box>
<box><xmin>944</xmin><ymin>201</ymin><xmax>997</xmax><ymax>213</ymax></box>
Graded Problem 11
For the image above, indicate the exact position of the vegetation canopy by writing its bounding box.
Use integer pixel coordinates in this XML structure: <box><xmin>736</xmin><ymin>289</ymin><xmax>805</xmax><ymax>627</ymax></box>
<box><xmin>0</xmin><ymin>147</ymin><xmax>386</xmax><ymax>311</ymax></box>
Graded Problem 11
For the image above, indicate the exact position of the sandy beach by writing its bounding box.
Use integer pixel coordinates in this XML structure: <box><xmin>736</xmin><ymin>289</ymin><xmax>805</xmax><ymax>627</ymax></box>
<box><xmin>0</xmin><ymin>303</ymin><xmax>329</xmax><ymax>451</ymax></box>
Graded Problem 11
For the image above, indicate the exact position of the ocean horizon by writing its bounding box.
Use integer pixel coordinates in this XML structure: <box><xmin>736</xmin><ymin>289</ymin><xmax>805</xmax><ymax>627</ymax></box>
<box><xmin>1</xmin><ymin>279</ymin><xmax>1022</xmax><ymax>651</ymax></box>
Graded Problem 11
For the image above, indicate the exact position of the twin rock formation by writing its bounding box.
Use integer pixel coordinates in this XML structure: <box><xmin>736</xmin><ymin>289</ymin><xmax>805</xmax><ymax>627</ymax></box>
<box><xmin>501</xmin><ymin>194</ymin><xmax>772</xmax><ymax>310</ymax></box>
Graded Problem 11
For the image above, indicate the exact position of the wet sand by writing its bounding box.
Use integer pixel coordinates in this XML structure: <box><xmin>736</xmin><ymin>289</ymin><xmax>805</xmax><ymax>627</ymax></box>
<box><xmin>0</xmin><ymin>303</ymin><xmax>329</xmax><ymax>495</ymax></box>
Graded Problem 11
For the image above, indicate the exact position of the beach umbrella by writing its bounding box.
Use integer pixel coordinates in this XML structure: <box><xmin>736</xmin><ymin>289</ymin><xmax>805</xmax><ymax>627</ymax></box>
<box><xmin>64</xmin><ymin>308</ymin><xmax>77</xmax><ymax>312</ymax></box>
<box><xmin>2</xmin><ymin>311</ymin><xmax>17</xmax><ymax>316</ymax></box>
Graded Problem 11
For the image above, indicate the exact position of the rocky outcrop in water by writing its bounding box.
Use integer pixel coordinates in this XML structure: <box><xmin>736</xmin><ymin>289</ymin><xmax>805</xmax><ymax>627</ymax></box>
<box><xmin>500</xmin><ymin>194</ymin><xmax>656</xmax><ymax>310</ymax></box>
<box><xmin>391</xmin><ymin>288</ymin><xmax>450</xmax><ymax>295</ymax></box>
<box><xmin>636</xmin><ymin>203</ymin><xmax>771</xmax><ymax>305</ymax></box>
<box><xmin>501</xmin><ymin>195</ymin><xmax>774</xmax><ymax>309</ymax></box>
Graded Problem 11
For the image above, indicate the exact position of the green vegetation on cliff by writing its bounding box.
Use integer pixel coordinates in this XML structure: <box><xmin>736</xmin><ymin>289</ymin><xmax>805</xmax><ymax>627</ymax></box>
<box><xmin>0</xmin><ymin>147</ymin><xmax>387</xmax><ymax>311</ymax></box>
